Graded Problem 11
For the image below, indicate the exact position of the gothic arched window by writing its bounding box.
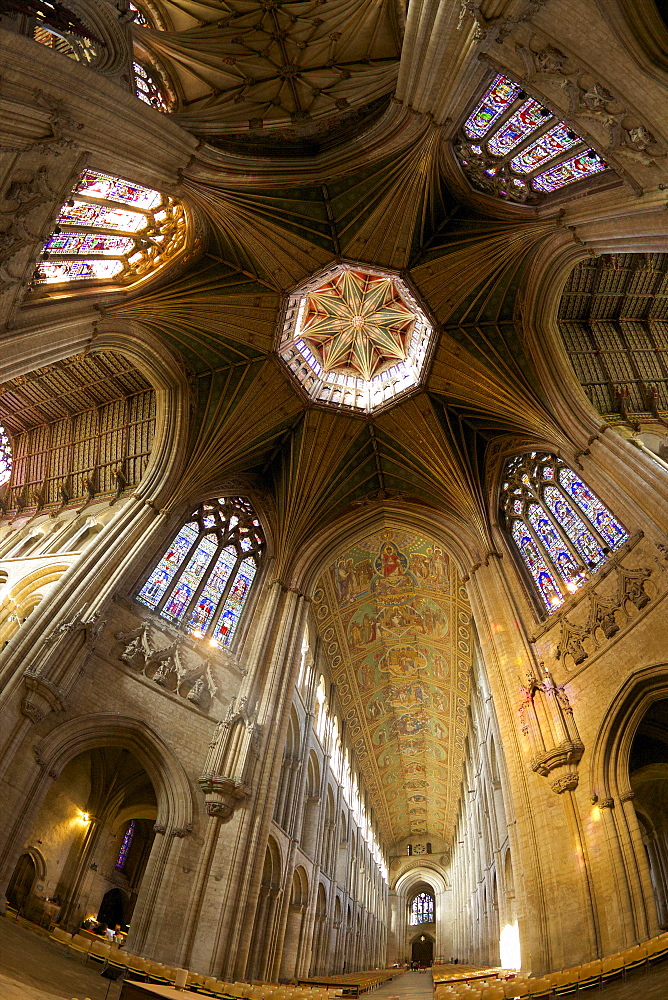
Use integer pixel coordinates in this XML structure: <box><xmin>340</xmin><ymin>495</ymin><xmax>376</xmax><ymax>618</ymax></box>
<box><xmin>501</xmin><ymin>452</ymin><xmax>628</xmax><ymax>612</ymax></box>
<box><xmin>34</xmin><ymin>168</ymin><xmax>187</xmax><ymax>289</ymax></box>
<box><xmin>0</xmin><ymin>424</ymin><xmax>12</xmax><ymax>487</ymax></box>
<box><xmin>137</xmin><ymin>496</ymin><xmax>264</xmax><ymax>647</ymax></box>
<box><xmin>455</xmin><ymin>74</ymin><xmax>609</xmax><ymax>204</ymax></box>
<box><xmin>409</xmin><ymin>892</ymin><xmax>434</xmax><ymax>925</ymax></box>
<box><xmin>133</xmin><ymin>59</ymin><xmax>171</xmax><ymax>112</ymax></box>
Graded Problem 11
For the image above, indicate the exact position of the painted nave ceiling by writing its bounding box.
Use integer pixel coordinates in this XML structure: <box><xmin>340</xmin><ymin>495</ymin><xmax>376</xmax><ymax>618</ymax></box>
<box><xmin>2</xmin><ymin>0</ymin><xmax>668</xmax><ymax>854</ymax></box>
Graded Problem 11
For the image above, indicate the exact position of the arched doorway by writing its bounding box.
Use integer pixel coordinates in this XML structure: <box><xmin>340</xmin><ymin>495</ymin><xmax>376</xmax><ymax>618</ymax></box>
<box><xmin>4</xmin><ymin>746</ymin><xmax>158</xmax><ymax>933</ymax></box>
<box><xmin>411</xmin><ymin>932</ymin><xmax>434</xmax><ymax>966</ymax></box>
<box><xmin>6</xmin><ymin>852</ymin><xmax>36</xmax><ymax>913</ymax></box>
<box><xmin>629</xmin><ymin>697</ymin><xmax>668</xmax><ymax>927</ymax></box>
<box><xmin>98</xmin><ymin>887</ymin><xmax>126</xmax><ymax>929</ymax></box>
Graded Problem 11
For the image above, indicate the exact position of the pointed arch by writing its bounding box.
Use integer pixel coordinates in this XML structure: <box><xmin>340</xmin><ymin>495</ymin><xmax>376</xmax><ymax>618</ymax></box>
<box><xmin>501</xmin><ymin>451</ymin><xmax>628</xmax><ymax>612</ymax></box>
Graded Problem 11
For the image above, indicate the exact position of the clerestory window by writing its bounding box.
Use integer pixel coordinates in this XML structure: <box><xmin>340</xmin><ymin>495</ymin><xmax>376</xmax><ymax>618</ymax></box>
<box><xmin>455</xmin><ymin>74</ymin><xmax>610</xmax><ymax>204</ymax></box>
<box><xmin>409</xmin><ymin>892</ymin><xmax>434</xmax><ymax>925</ymax></box>
<box><xmin>137</xmin><ymin>496</ymin><xmax>264</xmax><ymax>648</ymax></box>
<box><xmin>501</xmin><ymin>452</ymin><xmax>628</xmax><ymax>612</ymax></box>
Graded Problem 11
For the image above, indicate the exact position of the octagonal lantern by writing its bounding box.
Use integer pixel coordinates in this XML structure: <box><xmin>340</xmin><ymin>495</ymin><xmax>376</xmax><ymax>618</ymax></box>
<box><xmin>277</xmin><ymin>262</ymin><xmax>436</xmax><ymax>414</ymax></box>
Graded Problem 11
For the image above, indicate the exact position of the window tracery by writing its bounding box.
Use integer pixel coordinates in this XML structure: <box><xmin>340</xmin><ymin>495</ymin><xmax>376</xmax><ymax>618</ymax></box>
<box><xmin>34</xmin><ymin>169</ymin><xmax>187</xmax><ymax>290</ymax></box>
<box><xmin>409</xmin><ymin>892</ymin><xmax>434</xmax><ymax>925</ymax></box>
<box><xmin>502</xmin><ymin>453</ymin><xmax>628</xmax><ymax>612</ymax></box>
<box><xmin>133</xmin><ymin>59</ymin><xmax>170</xmax><ymax>111</ymax></box>
<box><xmin>137</xmin><ymin>496</ymin><xmax>264</xmax><ymax>648</ymax></box>
<box><xmin>455</xmin><ymin>73</ymin><xmax>609</xmax><ymax>204</ymax></box>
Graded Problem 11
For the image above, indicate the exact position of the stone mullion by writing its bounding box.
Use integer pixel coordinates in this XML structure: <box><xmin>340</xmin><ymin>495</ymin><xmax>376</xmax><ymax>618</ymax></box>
<box><xmin>531</xmin><ymin>485</ymin><xmax>590</xmax><ymax>579</ymax></box>
<box><xmin>153</xmin><ymin>528</ymin><xmax>206</xmax><ymax>618</ymax></box>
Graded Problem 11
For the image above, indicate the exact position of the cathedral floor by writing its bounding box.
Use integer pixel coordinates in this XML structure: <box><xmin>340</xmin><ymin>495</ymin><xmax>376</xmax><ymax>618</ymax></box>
<box><xmin>4</xmin><ymin>918</ymin><xmax>668</xmax><ymax>1000</ymax></box>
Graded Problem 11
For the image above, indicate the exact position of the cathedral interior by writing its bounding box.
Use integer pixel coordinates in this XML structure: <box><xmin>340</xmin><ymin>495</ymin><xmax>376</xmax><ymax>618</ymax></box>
<box><xmin>2</xmin><ymin>0</ymin><xmax>668</xmax><ymax>995</ymax></box>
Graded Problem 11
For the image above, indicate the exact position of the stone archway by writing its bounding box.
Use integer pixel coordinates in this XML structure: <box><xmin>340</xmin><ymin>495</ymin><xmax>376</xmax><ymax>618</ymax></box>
<box><xmin>6</xmin><ymin>852</ymin><xmax>37</xmax><ymax>913</ymax></box>
<box><xmin>590</xmin><ymin>664</ymin><xmax>668</xmax><ymax>945</ymax></box>
<box><xmin>0</xmin><ymin>714</ymin><xmax>194</xmax><ymax>957</ymax></box>
<box><xmin>411</xmin><ymin>932</ymin><xmax>434</xmax><ymax>967</ymax></box>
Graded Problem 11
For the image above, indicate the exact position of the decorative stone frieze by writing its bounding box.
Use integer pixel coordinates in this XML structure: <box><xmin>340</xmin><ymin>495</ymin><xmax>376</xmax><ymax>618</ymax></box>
<box><xmin>530</xmin><ymin>534</ymin><xmax>665</xmax><ymax>674</ymax></box>
<box><xmin>510</xmin><ymin>34</ymin><xmax>667</xmax><ymax>184</ymax></box>
<box><xmin>115</xmin><ymin>623</ymin><xmax>221</xmax><ymax>712</ymax></box>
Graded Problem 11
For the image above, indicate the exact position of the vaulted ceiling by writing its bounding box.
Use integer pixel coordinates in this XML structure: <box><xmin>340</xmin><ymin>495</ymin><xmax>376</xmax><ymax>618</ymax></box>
<box><xmin>314</xmin><ymin>527</ymin><xmax>471</xmax><ymax>845</ymax></box>
<box><xmin>6</xmin><ymin>0</ymin><xmax>665</xmax><ymax>854</ymax></box>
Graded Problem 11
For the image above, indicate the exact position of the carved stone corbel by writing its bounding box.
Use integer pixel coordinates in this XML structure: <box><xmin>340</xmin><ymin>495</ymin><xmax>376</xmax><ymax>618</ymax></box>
<box><xmin>519</xmin><ymin>664</ymin><xmax>584</xmax><ymax>793</ymax></box>
<box><xmin>199</xmin><ymin>774</ymin><xmax>251</xmax><ymax>820</ymax></box>
<box><xmin>21</xmin><ymin>668</ymin><xmax>67</xmax><ymax>723</ymax></box>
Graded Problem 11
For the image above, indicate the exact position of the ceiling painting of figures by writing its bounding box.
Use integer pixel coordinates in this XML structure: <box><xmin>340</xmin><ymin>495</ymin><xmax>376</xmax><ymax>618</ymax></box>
<box><xmin>313</xmin><ymin>527</ymin><xmax>471</xmax><ymax>845</ymax></box>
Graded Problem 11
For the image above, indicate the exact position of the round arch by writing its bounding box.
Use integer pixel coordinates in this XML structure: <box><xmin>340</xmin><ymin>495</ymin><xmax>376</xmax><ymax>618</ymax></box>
<box><xmin>393</xmin><ymin>866</ymin><xmax>449</xmax><ymax>966</ymax></box>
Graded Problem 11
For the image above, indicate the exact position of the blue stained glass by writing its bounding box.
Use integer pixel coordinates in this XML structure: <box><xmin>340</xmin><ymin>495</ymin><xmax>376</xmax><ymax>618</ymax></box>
<box><xmin>213</xmin><ymin>557</ymin><xmax>257</xmax><ymax>646</ymax></box>
<box><xmin>115</xmin><ymin>820</ymin><xmax>135</xmax><ymax>870</ymax></box>
<box><xmin>162</xmin><ymin>580</ymin><xmax>193</xmax><ymax>619</ymax></box>
<box><xmin>558</xmin><ymin>467</ymin><xmax>628</xmax><ymax>549</ymax></box>
<box><xmin>512</xmin><ymin>520</ymin><xmax>563</xmax><ymax>610</ymax></box>
<box><xmin>487</xmin><ymin>100</ymin><xmax>548</xmax><ymax>157</ymax></box>
<box><xmin>185</xmin><ymin>546</ymin><xmax>237</xmax><ymax>634</ymax></box>
<box><xmin>532</xmin><ymin>152</ymin><xmax>607</xmax><ymax>192</ymax></box>
<box><xmin>161</xmin><ymin>534</ymin><xmax>217</xmax><ymax>621</ymax></box>
<box><xmin>410</xmin><ymin>892</ymin><xmax>434</xmax><ymax>925</ymax></box>
<box><xmin>527</xmin><ymin>504</ymin><xmax>582</xmax><ymax>585</ymax></box>
<box><xmin>138</xmin><ymin>522</ymin><xmax>198</xmax><ymax>610</ymax></box>
<box><xmin>510</xmin><ymin>122</ymin><xmax>581</xmax><ymax>174</ymax></box>
<box><xmin>463</xmin><ymin>75</ymin><xmax>522</xmax><ymax>139</ymax></box>
<box><xmin>543</xmin><ymin>486</ymin><xmax>605</xmax><ymax>566</ymax></box>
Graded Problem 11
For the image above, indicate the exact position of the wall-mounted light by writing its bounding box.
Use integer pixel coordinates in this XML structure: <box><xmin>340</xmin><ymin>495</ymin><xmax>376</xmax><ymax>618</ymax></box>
<box><xmin>79</xmin><ymin>811</ymin><xmax>91</xmax><ymax>824</ymax></box>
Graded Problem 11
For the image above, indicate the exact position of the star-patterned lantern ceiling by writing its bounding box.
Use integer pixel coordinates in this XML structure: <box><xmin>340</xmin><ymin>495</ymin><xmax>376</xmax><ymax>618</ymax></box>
<box><xmin>277</xmin><ymin>263</ymin><xmax>435</xmax><ymax>414</ymax></box>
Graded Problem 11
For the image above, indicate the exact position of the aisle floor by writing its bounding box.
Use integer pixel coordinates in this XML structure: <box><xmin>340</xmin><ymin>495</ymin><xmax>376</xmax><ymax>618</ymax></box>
<box><xmin>4</xmin><ymin>918</ymin><xmax>668</xmax><ymax>1000</ymax></box>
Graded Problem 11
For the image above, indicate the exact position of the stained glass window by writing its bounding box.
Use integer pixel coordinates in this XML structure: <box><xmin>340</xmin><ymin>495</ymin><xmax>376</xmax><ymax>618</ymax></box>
<box><xmin>558</xmin><ymin>467</ymin><xmax>627</xmax><ymax>548</ymax></box>
<box><xmin>455</xmin><ymin>73</ymin><xmax>611</xmax><ymax>204</ymax></box>
<box><xmin>487</xmin><ymin>100</ymin><xmax>549</xmax><ymax>157</ymax></box>
<box><xmin>129</xmin><ymin>2</ymin><xmax>151</xmax><ymax>27</ymax></box>
<box><xmin>115</xmin><ymin>820</ymin><xmax>135</xmax><ymax>870</ymax></box>
<box><xmin>463</xmin><ymin>75</ymin><xmax>522</xmax><ymax>139</ymax></box>
<box><xmin>409</xmin><ymin>892</ymin><xmax>434</xmax><ymax>925</ymax></box>
<box><xmin>0</xmin><ymin>424</ymin><xmax>12</xmax><ymax>488</ymax></box>
<box><xmin>502</xmin><ymin>452</ymin><xmax>628</xmax><ymax>612</ymax></box>
<box><xmin>532</xmin><ymin>151</ymin><xmax>607</xmax><ymax>193</ymax></box>
<box><xmin>510</xmin><ymin>123</ymin><xmax>580</xmax><ymax>174</ymax></box>
<box><xmin>134</xmin><ymin>61</ymin><xmax>170</xmax><ymax>112</ymax></box>
<box><xmin>137</xmin><ymin>496</ymin><xmax>264</xmax><ymax>647</ymax></box>
<box><xmin>34</xmin><ymin>169</ymin><xmax>187</xmax><ymax>289</ymax></box>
